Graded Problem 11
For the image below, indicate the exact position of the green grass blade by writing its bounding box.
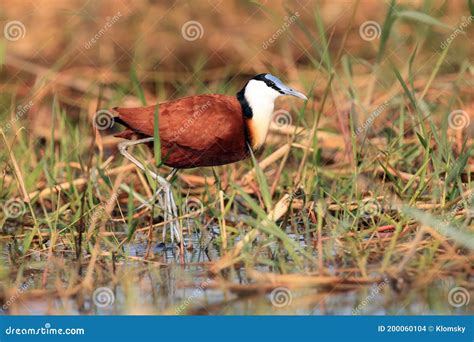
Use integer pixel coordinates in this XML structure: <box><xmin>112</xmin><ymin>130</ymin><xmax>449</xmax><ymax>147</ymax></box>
<box><xmin>408</xmin><ymin>43</ymin><xmax>419</xmax><ymax>92</ymax></box>
<box><xmin>248</xmin><ymin>147</ymin><xmax>272</xmax><ymax>211</ymax></box>
<box><xmin>393</xmin><ymin>66</ymin><xmax>417</xmax><ymax>109</ymax></box>
<box><xmin>403</xmin><ymin>206</ymin><xmax>474</xmax><ymax>250</ymax></box>
<box><xmin>396</xmin><ymin>10</ymin><xmax>453</xmax><ymax>30</ymax></box>
<box><xmin>130</xmin><ymin>67</ymin><xmax>147</xmax><ymax>106</ymax></box>
<box><xmin>445</xmin><ymin>151</ymin><xmax>469</xmax><ymax>185</ymax></box>
<box><xmin>419</xmin><ymin>40</ymin><xmax>451</xmax><ymax>101</ymax></box>
<box><xmin>153</xmin><ymin>103</ymin><xmax>161</xmax><ymax>167</ymax></box>
<box><xmin>313</xmin><ymin>3</ymin><xmax>332</xmax><ymax>71</ymax></box>
<box><xmin>377</xmin><ymin>0</ymin><xmax>397</xmax><ymax>62</ymax></box>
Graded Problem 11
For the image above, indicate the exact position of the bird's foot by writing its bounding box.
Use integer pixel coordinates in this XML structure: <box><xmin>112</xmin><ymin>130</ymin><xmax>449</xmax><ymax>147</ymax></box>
<box><xmin>133</xmin><ymin>185</ymin><xmax>182</xmax><ymax>245</ymax></box>
<box><xmin>134</xmin><ymin>184</ymin><xmax>165</xmax><ymax>211</ymax></box>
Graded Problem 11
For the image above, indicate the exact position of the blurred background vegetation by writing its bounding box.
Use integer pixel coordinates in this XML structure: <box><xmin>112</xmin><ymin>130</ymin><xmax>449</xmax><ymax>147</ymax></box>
<box><xmin>0</xmin><ymin>0</ymin><xmax>472</xmax><ymax>315</ymax></box>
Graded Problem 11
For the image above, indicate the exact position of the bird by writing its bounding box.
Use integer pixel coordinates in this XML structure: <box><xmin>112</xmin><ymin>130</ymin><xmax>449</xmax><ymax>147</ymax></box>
<box><xmin>113</xmin><ymin>73</ymin><xmax>307</xmax><ymax>244</ymax></box>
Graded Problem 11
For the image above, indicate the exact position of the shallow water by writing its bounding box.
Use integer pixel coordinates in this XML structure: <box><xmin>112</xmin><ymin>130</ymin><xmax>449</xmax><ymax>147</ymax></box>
<box><xmin>0</xmin><ymin>229</ymin><xmax>472</xmax><ymax>315</ymax></box>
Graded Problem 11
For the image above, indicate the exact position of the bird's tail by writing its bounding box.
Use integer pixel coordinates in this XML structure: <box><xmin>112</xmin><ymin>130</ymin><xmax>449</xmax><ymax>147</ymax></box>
<box><xmin>112</xmin><ymin>116</ymin><xmax>132</xmax><ymax>130</ymax></box>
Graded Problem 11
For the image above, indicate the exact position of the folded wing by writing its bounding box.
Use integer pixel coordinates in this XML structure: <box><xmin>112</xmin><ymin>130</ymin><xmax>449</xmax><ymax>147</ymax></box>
<box><xmin>113</xmin><ymin>94</ymin><xmax>249</xmax><ymax>168</ymax></box>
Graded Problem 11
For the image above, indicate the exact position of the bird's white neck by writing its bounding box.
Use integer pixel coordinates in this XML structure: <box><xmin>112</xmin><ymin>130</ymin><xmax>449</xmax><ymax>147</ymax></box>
<box><xmin>244</xmin><ymin>80</ymin><xmax>280</xmax><ymax>150</ymax></box>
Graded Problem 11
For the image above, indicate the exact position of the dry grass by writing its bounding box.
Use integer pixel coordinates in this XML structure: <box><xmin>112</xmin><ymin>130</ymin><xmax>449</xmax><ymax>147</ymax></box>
<box><xmin>0</xmin><ymin>0</ymin><xmax>472</xmax><ymax>315</ymax></box>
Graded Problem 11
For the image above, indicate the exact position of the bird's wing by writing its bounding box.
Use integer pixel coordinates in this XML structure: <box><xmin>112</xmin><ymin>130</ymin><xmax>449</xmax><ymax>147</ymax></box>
<box><xmin>113</xmin><ymin>94</ymin><xmax>245</xmax><ymax>152</ymax></box>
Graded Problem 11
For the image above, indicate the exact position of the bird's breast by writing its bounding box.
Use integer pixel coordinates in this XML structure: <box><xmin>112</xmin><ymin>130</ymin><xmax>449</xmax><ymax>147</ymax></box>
<box><xmin>245</xmin><ymin>104</ymin><xmax>274</xmax><ymax>151</ymax></box>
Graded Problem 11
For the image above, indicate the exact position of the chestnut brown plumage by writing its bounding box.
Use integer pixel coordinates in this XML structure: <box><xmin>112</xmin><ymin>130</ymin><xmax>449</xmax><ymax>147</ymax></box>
<box><xmin>112</xmin><ymin>73</ymin><xmax>307</xmax><ymax>244</ymax></box>
<box><xmin>113</xmin><ymin>94</ymin><xmax>249</xmax><ymax>169</ymax></box>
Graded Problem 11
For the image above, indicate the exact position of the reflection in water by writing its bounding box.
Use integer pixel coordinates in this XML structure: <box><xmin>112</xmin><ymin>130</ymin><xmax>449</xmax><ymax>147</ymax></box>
<box><xmin>0</xmin><ymin>230</ymin><xmax>472</xmax><ymax>315</ymax></box>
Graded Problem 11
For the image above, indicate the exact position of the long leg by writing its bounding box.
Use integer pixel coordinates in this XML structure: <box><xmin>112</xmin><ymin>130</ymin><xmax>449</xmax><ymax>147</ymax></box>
<box><xmin>162</xmin><ymin>168</ymin><xmax>181</xmax><ymax>242</ymax></box>
<box><xmin>118</xmin><ymin>138</ymin><xmax>181</xmax><ymax>243</ymax></box>
<box><xmin>151</xmin><ymin>168</ymin><xmax>178</xmax><ymax>205</ymax></box>
<box><xmin>138</xmin><ymin>168</ymin><xmax>178</xmax><ymax>210</ymax></box>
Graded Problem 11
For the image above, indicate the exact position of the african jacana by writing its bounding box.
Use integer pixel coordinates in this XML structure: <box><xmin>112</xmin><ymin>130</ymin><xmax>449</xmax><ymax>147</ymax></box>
<box><xmin>113</xmin><ymin>73</ymin><xmax>307</xmax><ymax>243</ymax></box>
